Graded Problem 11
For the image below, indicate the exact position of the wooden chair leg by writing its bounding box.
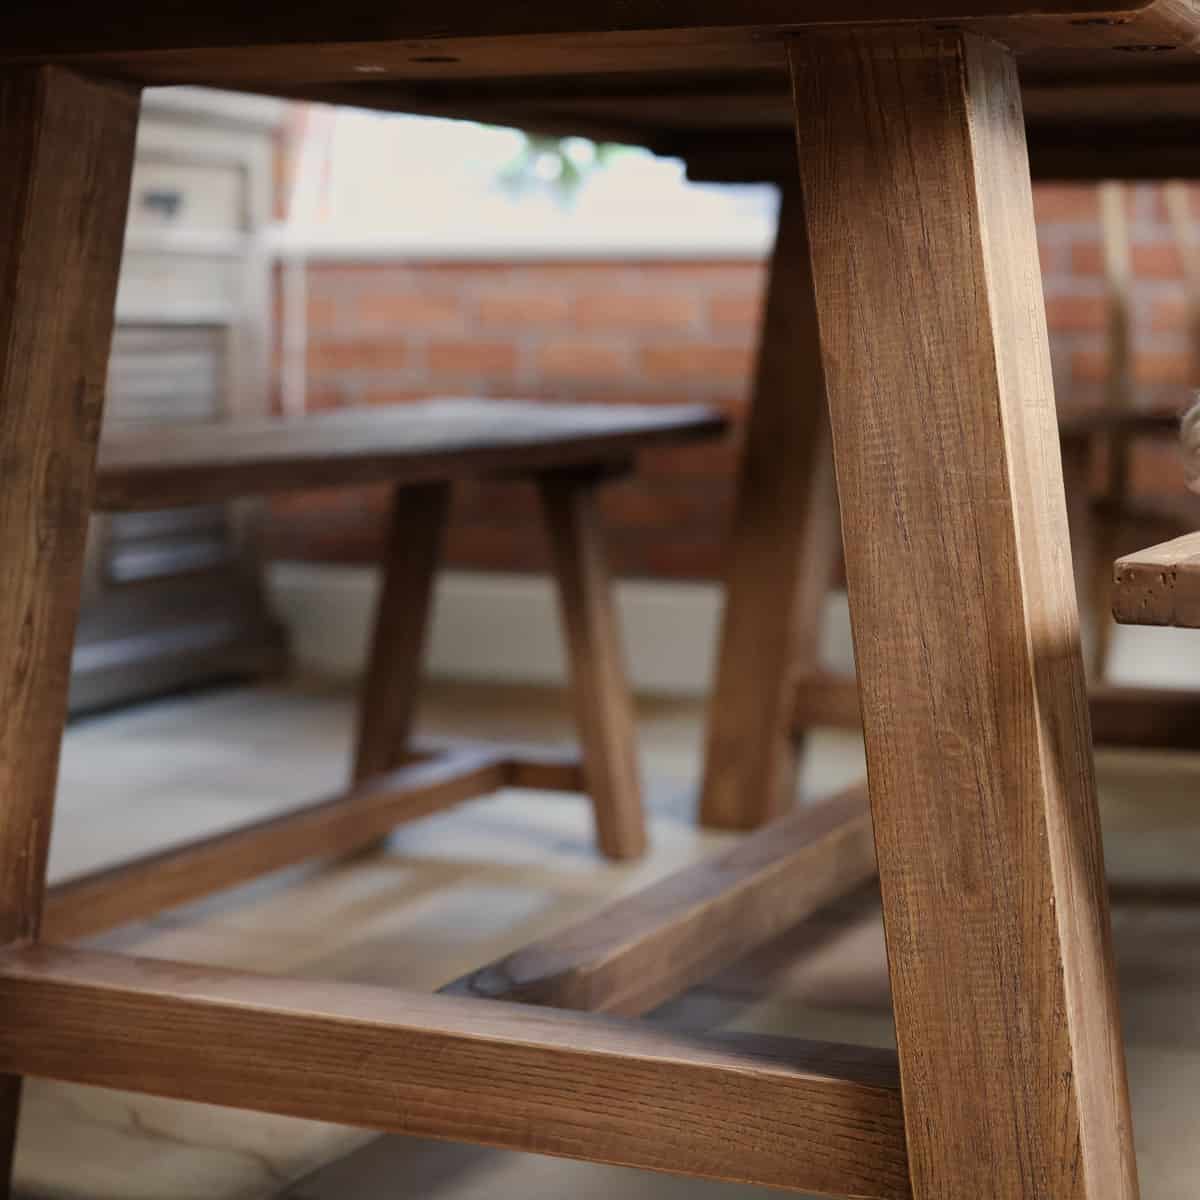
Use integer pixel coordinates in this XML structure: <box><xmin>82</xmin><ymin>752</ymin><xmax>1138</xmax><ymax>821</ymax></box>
<box><xmin>0</xmin><ymin>67</ymin><xmax>139</xmax><ymax>1191</ymax></box>
<box><xmin>538</xmin><ymin>472</ymin><xmax>646</xmax><ymax>860</ymax></box>
<box><xmin>700</xmin><ymin>183</ymin><xmax>841</xmax><ymax>831</ymax></box>
<box><xmin>788</xmin><ymin>30</ymin><xmax>1137</xmax><ymax>1200</ymax></box>
<box><xmin>352</xmin><ymin>482</ymin><xmax>451</xmax><ymax>784</ymax></box>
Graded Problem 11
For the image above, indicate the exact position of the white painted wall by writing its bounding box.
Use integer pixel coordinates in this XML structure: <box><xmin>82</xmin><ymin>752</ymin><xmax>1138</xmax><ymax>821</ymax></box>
<box><xmin>268</xmin><ymin>562</ymin><xmax>1200</xmax><ymax>697</ymax></box>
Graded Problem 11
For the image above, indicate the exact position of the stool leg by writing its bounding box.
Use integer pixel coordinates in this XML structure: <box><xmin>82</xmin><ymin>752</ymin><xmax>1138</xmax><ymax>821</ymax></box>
<box><xmin>0</xmin><ymin>68</ymin><xmax>139</xmax><ymax>1191</ymax></box>
<box><xmin>352</xmin><ymin>482</ymin><xmax>451</xmax><ymax>784</ymax></box>
<box><xmin>539</xmin><ymin>473</ymin><xmax>646</xmax><ymax>860</ymax></box>
<box><xmin>700</xmin><ymin>183</ymin><xmax>841</xmax><ymax>830</ymax></box>
<box><xmin>788</xmin><ymin>31</ymin><xmax>1137</xmax><ymax>1199</ymax></box>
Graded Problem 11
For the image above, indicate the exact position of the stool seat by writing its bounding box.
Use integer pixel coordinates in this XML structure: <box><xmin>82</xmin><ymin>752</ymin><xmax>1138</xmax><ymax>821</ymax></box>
<box><xmin>95</xmin><ymin>399</ymin><xmax>727</xmax><ymax>511</ymax></box>
<box><xmin>42</xmin><ymin>399</ymin><xmax>729</xmax><ymax>938</ymax></box>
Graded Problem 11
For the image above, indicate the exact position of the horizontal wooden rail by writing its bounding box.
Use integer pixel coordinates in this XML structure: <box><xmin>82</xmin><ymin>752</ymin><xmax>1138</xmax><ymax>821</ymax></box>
<box><xmin>447</xmin><ymin>783</ymin><xmax>876</xmax><ymax>1016</ymax></box>
<box><xmin>0</xmin><ymin>946</ymin><xmax>909</xmax><ymax>1199</ymax></box>
<box><xmin>45</xmin><ymin>742</ymin><xmax>584</xmax><ymax>940</ymax></box>
<box><xmin>1113</xmin><ymin>532</ymin><xmax>1200</xmax><ymax>628</ymax></box>
<box><xmin>792</xmin><ymin>672</ymin><xmax>1200</xmax><ymax>750</ymax></box>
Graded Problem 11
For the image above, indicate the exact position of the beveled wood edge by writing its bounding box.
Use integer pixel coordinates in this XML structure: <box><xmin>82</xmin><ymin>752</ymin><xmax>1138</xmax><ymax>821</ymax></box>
<box><xmin>0</xmin><ymin>944</ymin><xmax>910</xmax><ymax>1198</ymax></box>
<box><xmin>1113</xmin><ymin>530</ymin><xmax>1200</xmax><ymax>627</ymax></box>
<box><xmin>44</xmin><ymin>741</ymin><xmax>586</xmax><ymax>940</ymax></box>
<box><xmin>445</xmin><ymin>782</ymin><xmax>875</xmax><ymax>1016</ymax></box>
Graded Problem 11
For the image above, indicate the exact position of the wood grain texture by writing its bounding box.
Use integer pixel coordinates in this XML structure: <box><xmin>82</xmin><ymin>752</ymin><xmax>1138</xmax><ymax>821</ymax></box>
<box><xmin>0</xmin><ymin>945</ymin><xmax>910</xmax><ymax>1199</ymax></box>
<box><xmin>700</xmin><ymin>183</ymin><xmax>840</xmax><ymax>830</ymax></box>
<box><xmin>0</xmin><ymin>63</ymin><xmax>139</xmax><ymax>1192</ymax></box>
<box><xmin>0</xmin><ymin>65</ymin><xmax>139</xmax><ymax>941</ymax></box>
<box><xmin>539</xmin><ymin>473</ymin><xmax>646</xmax><ymax>860</ymax></box>
<box><xmin>448</xmin><ymin>783</ymin><xmax>875</xmax><ymax>1015</ymax></box>
<box><xmin>1113</xmin><ymin>532</ymin><xmax>1200</xmax><ymax>627</ymax></box>
<box><xmin>788</xmin><ymin>30</ymin><xmax>1137</xmax><ymax>1200</ymax></box>
<box><xmin>94</xmin><ymin>400</ymin><xmax>726</xmax><ymax>511</ymax></box>
<box><xmin>352</xmin><ymin>483</ymin><xmax>450</xmax><ymax>783</ymax></box>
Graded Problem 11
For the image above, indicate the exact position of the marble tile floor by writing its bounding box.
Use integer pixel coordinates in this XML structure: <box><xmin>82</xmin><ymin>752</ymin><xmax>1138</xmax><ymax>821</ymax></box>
<box><xmin>14</xmin><ymin>678</ymin><xmax>1200</xmax><ymax>1198</ymax></box>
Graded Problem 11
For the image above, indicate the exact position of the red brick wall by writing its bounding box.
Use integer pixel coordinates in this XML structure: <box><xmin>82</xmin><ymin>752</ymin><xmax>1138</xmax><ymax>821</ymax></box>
<box><xmin>267</xmin><ymin>182</ymin><xmax>1200</xmax><ymax>580</ymax></box>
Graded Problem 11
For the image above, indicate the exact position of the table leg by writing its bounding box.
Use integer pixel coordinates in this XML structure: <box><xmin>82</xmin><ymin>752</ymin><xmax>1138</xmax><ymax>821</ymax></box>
<box><xmin>0</xmin><ymin>67</ymin><xmax>139</xmax><ymax>1190</ymax></box>
<box><xmin>700</xmin><ymin>183</ymin><xmax>840</xmax><ymax>830</ymax></box>
<box><xmin>539</xmin><ymin>472</ymin><xmax>646</xmax><ymax>860</ymax></box>
<box><xmin>788</xmin><ymin>30</ymin><xmax>1138</xmax><ymax>1199</ymax></box>
<box><xmin>352</xmin><ymin>482</ymin><xmax>451</xmax><ymax>783</ymax></box>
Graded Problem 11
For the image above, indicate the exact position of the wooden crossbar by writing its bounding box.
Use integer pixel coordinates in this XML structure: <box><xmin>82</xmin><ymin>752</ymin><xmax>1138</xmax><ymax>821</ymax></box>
<box><xmin>447</xmin><ymin>783</ymin><xmax>876</xmax><ymax>1016</ymax></box>
<box><xmin>45</xmin><ymin>743</ymin><xmax>584</xmax><ymax>940</ymax></box>
<box><xmin>0</xmin><ymin>945</ymin><xmax>909</xmax><ymax>1199</ymax></box>
<box><xmin>792</xmin><ymin>671</ymin><xmax>1200</xmax><ymax>750</ymax></box>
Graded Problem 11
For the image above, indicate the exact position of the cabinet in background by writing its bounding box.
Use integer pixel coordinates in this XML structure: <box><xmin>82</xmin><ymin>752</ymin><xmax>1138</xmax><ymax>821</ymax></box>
<box><xmin>72</xmin><ymin>90</ymin><xmax>289</xmax><ymax>712</ymax></box>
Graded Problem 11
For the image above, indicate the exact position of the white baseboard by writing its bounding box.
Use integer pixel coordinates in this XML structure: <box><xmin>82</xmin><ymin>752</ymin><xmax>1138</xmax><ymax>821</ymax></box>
<box><xmin>266</xmin><ymin>561</ymin><xmax>1200</xmax><ymax>697</ymax></box>
<box><xmin>267</xmin><ymin>563</ymin><xmax>855</xmax><ymax>697</ymax></box>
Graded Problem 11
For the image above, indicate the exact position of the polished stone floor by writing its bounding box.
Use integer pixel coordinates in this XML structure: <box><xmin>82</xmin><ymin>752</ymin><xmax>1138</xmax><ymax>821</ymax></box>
<box><xmin>15</xmin><ymin>678</ymin><xmax>1200</xmax><ymax>1198</ymax></box>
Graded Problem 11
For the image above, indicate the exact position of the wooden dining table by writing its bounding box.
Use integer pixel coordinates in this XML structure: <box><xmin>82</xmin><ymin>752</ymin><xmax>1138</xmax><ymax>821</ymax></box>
<box><xmin>4</xmin><ymin>6</ymin><xmax>1197</xmax><ymax>1198</ymax></box>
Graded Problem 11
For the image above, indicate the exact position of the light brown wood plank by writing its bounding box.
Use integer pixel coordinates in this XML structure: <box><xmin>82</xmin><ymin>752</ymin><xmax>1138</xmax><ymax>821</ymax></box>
<box><xmin>94</xmin><ymin>401</ymin><xmax>726</xmax><ymax>511</ymax></box>
<box><xmin>1113</xmin><ymin>532</ymin><xmax>1200</xmax><ymax>627</ymax></box>
<box><xmin>0</xmin><ymin>945</ymin><xmax>910</xmax><ymax>1199</ymax></box>
<box><xmin>789</xmin><ymin>29</ymin><xmax>1136</xmax><ymax>1200</ymax></box>
<box><xmin>353</xmin><ymin>483</ymin><xmax>450</xmax><ymax>782</ymax></box>
<box><xmin>448</xmin><ymin>783</ymin><xmax>875</xmax><ymax>1016</ymax></box>
<box><xmin>700</xmin><ymin>184</ymin><xmax>840</xmax><ymax>831</ymax></box>
<box><xmin>44</xmin><ymin>748</ymin><xmax>507</xmax><ymax>940</ymax></box>
<box><xmin>539</xmin><ymin>473</ymin><xmax>646</xmax><ymax>860</ymax></box>
<box><xmin>0</xmin><ymin>65</ymin><xmax>140</xmax><ymax>1184</ymax></box>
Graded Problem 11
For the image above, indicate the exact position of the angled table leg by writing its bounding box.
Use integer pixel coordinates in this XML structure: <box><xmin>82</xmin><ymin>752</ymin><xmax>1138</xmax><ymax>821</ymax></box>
<box><xmin>0</xmin><ymin>67</ymin><xmax>139</xmax><ymax>1190</ymax></box>
<box><xmin>352</xmin><ymin>482</ymin><xmax>451</xmax><ymax>783</ymax></box>
<box><xmin>700</xmin><ymin>183</ymin><xmax>840</xmax><ymax>830</ymax></box>
<box><xmin>788</xmin><ymin>30</ymin><xmax>1137</xmax><ymax>1200</ymax></box>
<box><xmin>539</xmin><ymin>471</ymin><xmax>646</xmax><ymax>860</ymax></box>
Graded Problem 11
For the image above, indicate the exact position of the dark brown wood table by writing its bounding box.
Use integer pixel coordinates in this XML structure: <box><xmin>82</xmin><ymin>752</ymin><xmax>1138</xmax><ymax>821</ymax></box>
<box><xmin>3</xmin><ymin>7</ymin><xmax>1193</xmax><ymax>1198</ymax></box>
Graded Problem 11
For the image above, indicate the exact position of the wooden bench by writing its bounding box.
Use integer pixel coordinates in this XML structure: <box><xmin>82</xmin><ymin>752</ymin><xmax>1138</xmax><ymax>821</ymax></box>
<box><xmin>44</xmin><ymin>400</ymin><xmax>726</xmax><ymax>940</ymax></box>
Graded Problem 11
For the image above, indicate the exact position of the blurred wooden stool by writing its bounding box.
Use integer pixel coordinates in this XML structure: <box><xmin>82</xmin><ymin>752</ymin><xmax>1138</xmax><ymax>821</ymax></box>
<box><xmin>44</xmin><ymin>400</ymin><xmax>727</xmax><ymax>938</ymax></box>
<box><xmin>702</xmin><ymin>180</ymin><xmax>1200</xmax><ymax>831</ymax></box>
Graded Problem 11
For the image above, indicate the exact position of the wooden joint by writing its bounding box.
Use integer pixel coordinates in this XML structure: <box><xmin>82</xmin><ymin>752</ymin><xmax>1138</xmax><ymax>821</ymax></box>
<box><xmin>445</xmin><ymin>783</ymin><xmax>876</xmax><ymax>1016</ymax></box>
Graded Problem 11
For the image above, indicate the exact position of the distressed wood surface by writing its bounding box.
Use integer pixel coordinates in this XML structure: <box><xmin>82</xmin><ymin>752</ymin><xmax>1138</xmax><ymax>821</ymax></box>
<box><xmin>700</xmin><ymin>183</ymin><xmax>839</xmax><ymax>831</ymax></box>
<box><xmin>0</xmin><ymin>945</ymin><xmax>910</xmax><ymax>1199</ymax></box>
<box><xmin>449</xmin><ymin>782</ymin><xmax>875</xmax><ymax>1015</ymax></box>
<box><xmin>1114</xmin><ymin>531</ymin><xmax>1200</xmax><ymax>628</ymax></box>
<box><xmin>789</xmin><ymin>29</ymin><xmax>1136</xmax><ymax>1199</ymax></box>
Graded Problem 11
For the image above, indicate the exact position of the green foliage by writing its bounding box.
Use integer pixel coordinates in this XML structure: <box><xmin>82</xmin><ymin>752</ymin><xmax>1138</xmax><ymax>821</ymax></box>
<box><xmin>499</xmin><ymin>134</ymin><xmax>629</xmax><ymax>204</ymax></box>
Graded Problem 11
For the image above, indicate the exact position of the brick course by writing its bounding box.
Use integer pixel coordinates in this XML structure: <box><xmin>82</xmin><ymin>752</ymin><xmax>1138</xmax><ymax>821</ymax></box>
<box><xmin>268</xmin><ymin>181</ymin><xmax>1200</xmax><ymax>580</ymax></box>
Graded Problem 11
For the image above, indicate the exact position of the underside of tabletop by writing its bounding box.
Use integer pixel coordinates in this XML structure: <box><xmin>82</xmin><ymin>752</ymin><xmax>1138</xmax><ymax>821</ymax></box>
<box><xmin>5</xmin><ymin>1</ymin><xmax>1200</xmax><ymax>178</ymax></box>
